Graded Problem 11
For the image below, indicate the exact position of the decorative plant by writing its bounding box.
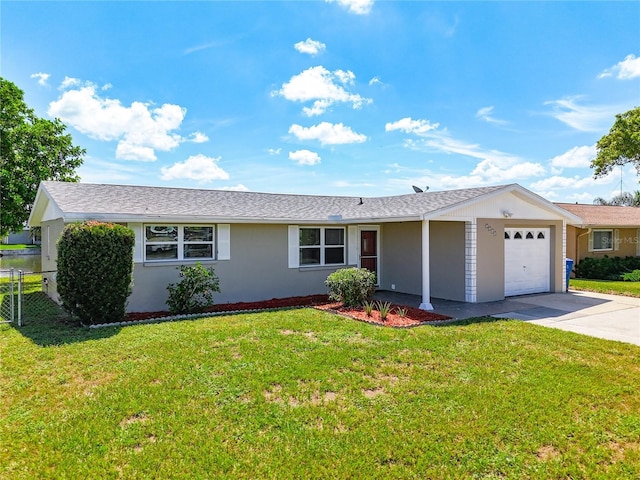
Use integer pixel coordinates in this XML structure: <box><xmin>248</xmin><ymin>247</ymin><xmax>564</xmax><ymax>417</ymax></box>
<box><xmin>166</xmin><ymin>262</ymin><xmax>220</xmax><ymax>314</ymax></box>
<box><xmin>376</xmin><ymin>301</ymin><xmax>392</xmax><ymax>322</ymax></box>
<box><xmin>325</xmin><ymin>268</ymin><xmax>376</xmax><ymax>308</ymax></box>
<box><xmin>363</xmin><ymin>300</ymin><xmax>374</xmax><ymax>317</ymax></box>
<box><xmin>395</xmin><ymin>306</ymin><xmax>407</xmax><ymax>318</ymax></box>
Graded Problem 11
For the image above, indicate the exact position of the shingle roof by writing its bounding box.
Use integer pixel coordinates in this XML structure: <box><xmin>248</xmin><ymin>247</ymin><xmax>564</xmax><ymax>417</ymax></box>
<box><xmin>39</xmin><ymin>181</ymin><xmax>510</xmax><ymax>222</ymax></box>
<box><xmin>555</xmin><ymin>203</ymin><xmax>640</xmax><ymax>227</ymax></box>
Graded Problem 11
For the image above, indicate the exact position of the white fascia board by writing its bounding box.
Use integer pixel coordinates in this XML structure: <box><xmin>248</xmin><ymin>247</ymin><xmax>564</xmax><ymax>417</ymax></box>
<box><xmin>28</xmin><ymin>183</ymin><xmax>64</xmax><ymax>226</ymax></box>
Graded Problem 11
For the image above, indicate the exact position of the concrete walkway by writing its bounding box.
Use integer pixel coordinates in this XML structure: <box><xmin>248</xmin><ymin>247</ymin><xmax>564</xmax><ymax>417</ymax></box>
<box><xmin>373</xmin><ymin>290</ymin><xmax>640</xmax><ymax>346</ymax></box>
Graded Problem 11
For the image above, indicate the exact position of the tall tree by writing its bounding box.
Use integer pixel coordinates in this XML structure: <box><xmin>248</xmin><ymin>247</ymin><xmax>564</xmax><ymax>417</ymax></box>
<box><xmin>593</xmin><ymin>191</ymin><xmax>640</xmax><ymax>207</ymax></box>
<box><xmin>591</xmin><ymin>106</ymin><xmax>640</xmax><ymax>179</ymax></box>
<box><xmin>0</xmin><ymin>78</ymin><xmax>85</xmax><ymax>237</ymax></box>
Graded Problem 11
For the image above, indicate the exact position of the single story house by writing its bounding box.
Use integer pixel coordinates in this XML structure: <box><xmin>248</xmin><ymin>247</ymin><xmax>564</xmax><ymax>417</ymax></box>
<box><xmin>555</xmin><ymin>203</ymin><xmax>640</xmax><ymax>263</ymax></box>
<box><xmin>29</xmin><ymin>181</ymin><xmax>582</xmax><ymax>313</ymax></box>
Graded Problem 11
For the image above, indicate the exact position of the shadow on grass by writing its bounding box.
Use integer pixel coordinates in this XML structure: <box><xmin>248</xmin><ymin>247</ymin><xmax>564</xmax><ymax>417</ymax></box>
<box><xmin>4</xmin><ymin>292</ymin><xmax>122</xmax><ymax>347</ymax></box>
<box><xmin>430</xmin><ymin>316</ymin><xmax>507</xmax><ymax>327</ymax></box>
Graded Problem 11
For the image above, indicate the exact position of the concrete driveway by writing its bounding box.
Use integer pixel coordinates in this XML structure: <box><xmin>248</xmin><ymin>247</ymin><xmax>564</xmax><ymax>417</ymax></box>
<box><xmin>374</xmin><ymin>290</ymin><xmax>640</xmax><ymax>346</ymax></box>
<box><xmin>490</xmin><ymin>290</ymin><xmax>640</xmax><ymax>346</ymax></box>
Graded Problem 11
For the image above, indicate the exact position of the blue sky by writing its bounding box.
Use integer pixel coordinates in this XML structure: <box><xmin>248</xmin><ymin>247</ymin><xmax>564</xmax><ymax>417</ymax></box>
<box><xmin>3</xmin><ymin>1</ymin><xmax>640</xmax><ymax>202</ymax></box>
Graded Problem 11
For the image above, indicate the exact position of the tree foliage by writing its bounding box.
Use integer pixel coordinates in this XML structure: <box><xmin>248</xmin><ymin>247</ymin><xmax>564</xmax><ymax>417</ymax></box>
<box><xmin>591</xmin><ymin>106</ymin><xmax>640</xmax><ymax>180</ymax></box>
<box><xmin>0</xmin><ymin>78</ymin><xmax>85</xmax><ymax>237</ymax></box>
<box><xmin>593</xmin><ymin>191</ymin><xmax>640</xmax><ymax>207</ymax></box>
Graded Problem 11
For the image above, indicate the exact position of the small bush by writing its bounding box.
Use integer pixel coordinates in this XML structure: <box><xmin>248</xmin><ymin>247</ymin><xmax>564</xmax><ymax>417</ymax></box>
<box><xmin>167</xmin><ymin>263</ymin><xmax>220</xmax><ymax>314</ymax></box>
<box><xmin>57</xmin><ymin>221</ymin><xmax>135</xmax><ymax>325</ymax></box>
<box><xmin>325</xmin><ymin>268</ymin><xmax>376</xmax><ymax>308</ymax></box>
<box><xmin>574</xmin><ymin>256</ymin><xmax>640</xmax><ymax>280</ymax></box>
<box><xmin>621</xmin><ymin>269</ymin><xmax>640</xmax><ymax>282</ymax></box>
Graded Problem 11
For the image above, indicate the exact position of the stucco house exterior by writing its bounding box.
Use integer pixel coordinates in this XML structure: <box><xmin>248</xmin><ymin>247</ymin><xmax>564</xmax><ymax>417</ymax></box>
<box><xmin>555</xmin><ymin>203</ymin><xmax>640</xmax><ymax>263</ymax></box>
<box><xmin>29</xmin><ymin>181</ymin><xmax>581</xmax><ymax>313</ymax></box>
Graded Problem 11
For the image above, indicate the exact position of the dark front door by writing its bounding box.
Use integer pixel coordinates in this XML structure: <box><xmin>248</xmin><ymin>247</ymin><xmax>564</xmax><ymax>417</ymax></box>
<box><xmin>360</xmin><ymin>230</ymin><xmax>378</xmax><ymax>281</ymax></box>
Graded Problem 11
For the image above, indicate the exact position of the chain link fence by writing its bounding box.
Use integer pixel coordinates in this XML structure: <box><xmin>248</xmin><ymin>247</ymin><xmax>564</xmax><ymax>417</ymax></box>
<box><xmin>0</xmin><ymin>269</ymin><xmax>68</xmax><ymax>326</ymax></box>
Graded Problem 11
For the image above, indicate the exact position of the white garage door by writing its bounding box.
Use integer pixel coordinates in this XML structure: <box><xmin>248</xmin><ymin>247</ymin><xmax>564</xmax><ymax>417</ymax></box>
<box><xmin>504</xmin><ymin>228</ymin><xmax>550</xmax><ymax>296</ymax></box>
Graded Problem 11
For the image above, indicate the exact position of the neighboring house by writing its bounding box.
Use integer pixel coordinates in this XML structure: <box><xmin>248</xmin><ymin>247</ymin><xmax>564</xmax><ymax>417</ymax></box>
<box><xmin>1</xmin><ymin>228</ymin><xmax>35</xmax><ymax>245</ymax></box>
<box><xmin>29</xmin><ymin>181</ymin><xmax>581</xmax><ymax>313</ymax></box>
<box><xmin>555</xmin><ymin>203</ymin><xmax>640</xmax><ymax>263</ymax></box>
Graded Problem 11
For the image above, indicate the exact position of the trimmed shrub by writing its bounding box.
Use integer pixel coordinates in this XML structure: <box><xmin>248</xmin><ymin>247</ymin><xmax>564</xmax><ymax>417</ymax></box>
<box><xmin>166</xmin><ymin>262</ymin><xmax>220</xmax><ymax>314</ymax></box>
<box><xmin>574</xmin><ymin>256</ymin><xmax>640</xmax><ymax>280</ymax></box>
<box><xmin>325</xmin><ymin>267</ymin><xmax>376</xmax><ymax>307</ymax></box>
<box><xmin>57</xmin><ymin>221</ymin><xmax>135</xmax><ymax>325</ymax></box>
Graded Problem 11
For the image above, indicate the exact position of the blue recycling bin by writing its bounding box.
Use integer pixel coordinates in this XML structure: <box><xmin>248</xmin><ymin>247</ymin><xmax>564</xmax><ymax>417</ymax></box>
<box><xmin>565</xmin><ymin>258</ymin><xmax>574</xmax><ymax>292</ymax></box>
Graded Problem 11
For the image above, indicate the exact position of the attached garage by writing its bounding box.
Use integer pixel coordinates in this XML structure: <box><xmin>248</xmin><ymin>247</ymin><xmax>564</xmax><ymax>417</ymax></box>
<box><xmin>504</xmin><ymin>228</ymin><xmax>550</xmax><ymax>296</ymax></box>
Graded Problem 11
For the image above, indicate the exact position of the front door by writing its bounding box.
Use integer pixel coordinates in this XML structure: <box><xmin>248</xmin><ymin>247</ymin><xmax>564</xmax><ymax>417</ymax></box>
<box><xmin>360</xmin><ymin>230</ymin><xmax>378</xmax><ymax>281</ymax></box>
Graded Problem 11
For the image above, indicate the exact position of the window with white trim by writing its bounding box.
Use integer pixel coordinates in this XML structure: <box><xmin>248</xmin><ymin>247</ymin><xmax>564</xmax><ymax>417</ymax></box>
<box><xmin>145</xmin><ymin>225</ymin><xmax>215</xmax><ymax>261</ymax></box>
<box><xmin>591</xmin><ymin>229</ymin><xmax>613</xmax><ymax>251</ymax></box>
<box><xmin>299</xmin><ymin>227</ymin><xmax>345</xmax><ymax>266</ymax></box>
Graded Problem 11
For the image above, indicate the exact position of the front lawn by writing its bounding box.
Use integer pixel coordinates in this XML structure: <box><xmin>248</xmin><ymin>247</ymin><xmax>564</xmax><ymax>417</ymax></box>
<box><xmin>570</xmin><ymin>278</ymin><xmax>640</xmax><ymax>298</ymax></box>
<box><xmin>1</xmin><ymin>310</ymin><xmax>639</xmax><ymax>478</ymax></box>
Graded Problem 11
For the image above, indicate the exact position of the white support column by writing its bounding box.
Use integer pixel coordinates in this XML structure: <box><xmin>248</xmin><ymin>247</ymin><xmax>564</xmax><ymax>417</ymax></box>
<box><xmin>465</xmin><ymin>220</ymin><xmax>477</xmax><ymax>303</ymax></box>
<box><xmin>419</xmin><ymin>219</ymin><xmax>434</xmax><ymax>310</ymax></box>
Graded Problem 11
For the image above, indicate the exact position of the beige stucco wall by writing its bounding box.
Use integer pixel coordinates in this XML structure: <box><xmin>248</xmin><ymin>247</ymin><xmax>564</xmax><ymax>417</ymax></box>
<box><xmin>570</xmin><ymin>226</ymin><xmax>639</xmax><ymax>262</ymax></box>
<box><xmin>380</xmin><ymin>222</ymin><xmax>422</xmax><ymax>296</ymax></box>
<box><xmin>474</xmin><ymin>219</ymin><xmax>565</xmax><ymax>301</ymax></box>
<box><xmin>429</xmin><ymin>221</ymin><xmax>466</xmax><ymax>301</ymax></box>
<box><xmin>129</xmin><ymin>223</ymin><xmax>352</xmax><ymax>312</ymax></box>
<box><xmin>40</xmin><ymin>219</ymin><xmax>65</xmax><ymax>304</ymax></box>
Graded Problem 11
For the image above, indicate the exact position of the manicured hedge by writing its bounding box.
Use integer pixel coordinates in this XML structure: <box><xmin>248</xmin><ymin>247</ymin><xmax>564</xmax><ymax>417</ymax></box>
<box><xmin>57</xmin><ymin>221</ymin><xmax>135</xmax><ymax>325</ymax></box>
<box><xmin>574</xmin><ymin>255</ymin><xmax>640</xmax><ymax>280</ymax></box>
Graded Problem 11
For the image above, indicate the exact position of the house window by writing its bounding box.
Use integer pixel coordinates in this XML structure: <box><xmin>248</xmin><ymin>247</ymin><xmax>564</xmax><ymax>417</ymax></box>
<box><xmin>592</xmin><ymin>229</ymin><xmax>613</xmax><ymax>251</ymax></box>
<box><xmin>299</xmin><ymin>227</ymin><xmax>345</xmax><ymax>266</ymax></box>
<box><xmin>145</xmin><ymin>225</ymin><xmax>215</xmax><ymax>261</ymax></box>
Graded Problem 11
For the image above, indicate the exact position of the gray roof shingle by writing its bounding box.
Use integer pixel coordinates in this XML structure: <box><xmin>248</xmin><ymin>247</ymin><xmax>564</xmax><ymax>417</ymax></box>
<box><xmin>39</xmin><ymin>181</ymin><xmax>510</xmax><ymax>222</ymax></box>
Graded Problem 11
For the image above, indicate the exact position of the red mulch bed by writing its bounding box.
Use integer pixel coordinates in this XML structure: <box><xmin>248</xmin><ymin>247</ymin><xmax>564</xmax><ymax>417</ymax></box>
<box><xmin>315</xmin><ymin>303</ymin><xmax>451</xmax><ymax>327</ymax></box>
<box><xmin>123</xmin><ymin>294</ymin><xmax>452</xmax><ymax>327</ymax></box>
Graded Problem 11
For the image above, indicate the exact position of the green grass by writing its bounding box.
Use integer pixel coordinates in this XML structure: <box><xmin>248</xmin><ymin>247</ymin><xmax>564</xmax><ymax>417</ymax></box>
<box><xmin>1</xmin><ymin>274</ymin><xmax>67</xmax><ymax>323</ymax></box>
<box><xmin>0</xmin><ymin>244</ymin><xmax>39</xmax><ymax>251</ymax></box>
<box><xmin>2</xmin><ymin>310</ymin><xmax>639</xmax><ymax>479</ymax></box>
<box><xmin>570</xmin><ymin>278</ymin><xmax>640</xmax><ymax>297</ymax></box>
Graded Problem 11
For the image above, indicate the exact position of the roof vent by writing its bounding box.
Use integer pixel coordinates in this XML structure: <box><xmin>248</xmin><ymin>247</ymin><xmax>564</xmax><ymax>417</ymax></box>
<box><xmin>358</xmin><ymin>197</ymin><xmax>363</xmax><ymax>205</ymax></box>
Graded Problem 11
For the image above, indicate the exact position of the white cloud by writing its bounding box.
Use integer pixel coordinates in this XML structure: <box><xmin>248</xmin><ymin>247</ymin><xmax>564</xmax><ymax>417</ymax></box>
<box><xmin>30</xmin><ymin>72</ymin><xmax>50</xmax><ymax>86</ymax></box>
<box><xmin>332</xmin><ymin>180</ymin><xmax>375</xmax><ymax>188</ymax></box>
<box><xmin>545</xmin><ymin>97</ymin><xmax>619</xmax><ymax>132</ymax></box>
<box><xmin>59</xmin><ymin>76</ymin><xmax>82</xmax><ymax>90</ymax></box>
<box><xmin>160</xmin><ymin>154</ymin><xmax>229</xmax><ymax>183</ymax></box>
<box><xmin>385</xmin><ymin>117</ymin><xmax>440</xmax><ymax>135</ymax></box>
<box><xmin>219</xmin><ymin>184</ymin><xmax>249</xmax><ymax>192</ymax></box>
<box><xmin>530</xmin><ymin>175</ymin><xmax>609</xmax><ymax>191</ymax></box>
<box><xmin>475</xmin><ymin>106</ymin><xmax>507</xmax><ymax>125</ymax></box>
<box><xmin>325</xmin><ymin>0</ymin><xmax>374</xmax><ymax>15</ymax></box>
<box><xmin>549</xmin><ymin>145</ymin><xmax>596</xmax><ymax>169</ymax></box>
<box><xmin>598</xmin><ymin>54</ymin><xmax>640</xmax><ymax>80</ymax></box>
<box><xmin>189</xmin><ymin>131</ymin><xmax>209</xmax><ymax>143</ymax></box>
<box><xmin>268</xmin><ymin>148</ymin><xmax>282</xmax><ymax>155</ymax></box>
<box><xmin>389</xmin><ymin>116</ymin><xmax>545</xmax><ymax>187</ymax></box>
<box><xmin>289</xmin><ymin>149</ymin><xmax>321</xmax><ymax>166</ymax></box>
<box><xmin>48</xmin><ymin>80</ymin><xmax>201</xmax><ymax>161</ymax></box>
<box><xmin>294</xmin><ymin>38</ymin><xmax>326</xmax><ymax>56</ymax></box>
<box><xmin>289</xmin><ymin>122</ymin><xmax>367</xmax><ymax>145</ymax></box>
<box><xmin>368</xmin><ymin>77</ymin><xmax>383</xmax><ymax>86</ymax></box>
<box><xmin>273</xmin><ymin>66</ymin><xmax>371</xmax><ymax>116</ymax></box>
